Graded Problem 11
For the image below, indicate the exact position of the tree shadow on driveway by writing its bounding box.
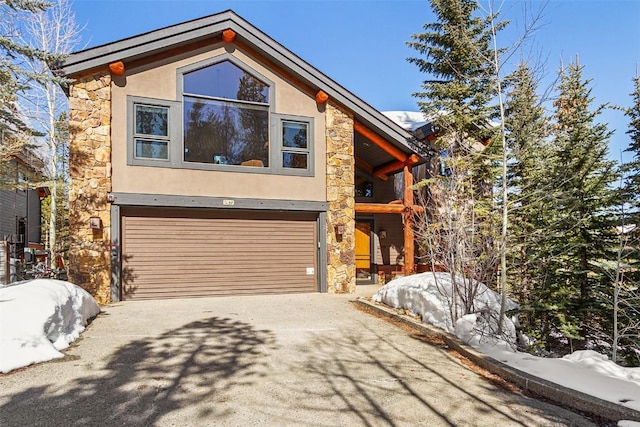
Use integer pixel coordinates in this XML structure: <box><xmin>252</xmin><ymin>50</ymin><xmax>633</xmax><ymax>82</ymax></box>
<box><xmin>244</xmin><ymin>314</ymin><xmax>598</xmax><ymax>427</ymax></box>
<box><xmin>0</xmin><ymin>316</ymin><xmax>276</xmax><ymax>426</ymax></box>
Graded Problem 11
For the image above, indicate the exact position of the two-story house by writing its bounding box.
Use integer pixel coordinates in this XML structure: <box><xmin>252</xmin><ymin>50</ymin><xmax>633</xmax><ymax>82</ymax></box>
<box><xmin>55</xmin><ymin>10</ymin><xmax>430</xmax><ymax>303</ymax></box>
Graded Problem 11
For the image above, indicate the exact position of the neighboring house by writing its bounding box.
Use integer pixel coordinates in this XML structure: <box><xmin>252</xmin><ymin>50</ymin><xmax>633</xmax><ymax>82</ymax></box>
<box><xmin>55</xmin><ymin>10</ymin><xmax>432</xmax><ymax>303</ymax></box>
<box><xmin>0</xmin><ymin>151</ymin><xmax>45</xmax><ymax>284</ymax></box>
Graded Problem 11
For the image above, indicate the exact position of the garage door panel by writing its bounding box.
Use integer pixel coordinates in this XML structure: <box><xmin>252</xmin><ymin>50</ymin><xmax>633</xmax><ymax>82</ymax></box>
<box><xmin>124</xmin><ymin>240</ymin><xmax>315</xmax><ymax>250</ymax></box>
<box><xmin>121</xmin><ymin>209</ymin><xmax>318</xmax><ymax>300</ymax></box>
<box><xmin>130</xmin><ymin>264</ymin><xmax>315</xmax><ymax>276</ymax></box>
<box><xmin>125</xmin><ymin>247</ymin><xmax>316</xmax><ymax>259</ymax></box>
<box><xmin>124</xmin><ymin>278</ymin><xmax>316</xmax><ymax>291</ymax></box>
<box><xmin>126</xmin><ymin>286</ymin><xmax>314</xmax><ymax>300</ymax></box>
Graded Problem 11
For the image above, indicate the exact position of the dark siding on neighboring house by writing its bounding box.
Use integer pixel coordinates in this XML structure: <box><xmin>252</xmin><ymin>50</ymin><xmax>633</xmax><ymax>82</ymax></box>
<box><xmin>0</xmin><ymin>188</ymin><xmax>24</xmax><ymax>240</ymax></box>
<box><xmin>0</xmin><ymin>189</ymin><xmax>40</xmax><ymax>243</ymax></box>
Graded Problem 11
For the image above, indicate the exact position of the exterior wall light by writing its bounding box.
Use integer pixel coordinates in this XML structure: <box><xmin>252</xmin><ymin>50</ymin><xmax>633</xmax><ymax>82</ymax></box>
<box><xmin>89</xmin><ymin>216</ymin><xmax>103</xmax><ymax>230</ymax></box>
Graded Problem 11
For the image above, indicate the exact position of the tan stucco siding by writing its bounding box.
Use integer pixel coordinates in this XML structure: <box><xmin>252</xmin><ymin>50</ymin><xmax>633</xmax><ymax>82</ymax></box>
<box><xmin>110</xmin><ymin>44</ymin><xmax>326</xmax><ymax>201</ymax></box>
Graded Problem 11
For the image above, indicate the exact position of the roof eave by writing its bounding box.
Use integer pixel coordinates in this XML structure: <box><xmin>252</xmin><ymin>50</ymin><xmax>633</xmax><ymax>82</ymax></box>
<box><xmin>57</xmin><ymin>10</ymin><xmax>416</xmax><ymax>156</ymax></box>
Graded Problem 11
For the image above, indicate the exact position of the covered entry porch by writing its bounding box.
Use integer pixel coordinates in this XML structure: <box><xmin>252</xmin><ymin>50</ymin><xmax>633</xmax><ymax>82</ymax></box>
<box><xmin>352</xmin><ymin>121</ymin><xmax>427</xmax><ymax>285</ymax></box>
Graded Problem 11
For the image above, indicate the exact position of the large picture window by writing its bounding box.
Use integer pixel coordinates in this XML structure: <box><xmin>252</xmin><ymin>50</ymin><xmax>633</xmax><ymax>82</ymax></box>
<box><xmin>127</xmin><ymin>54</ymin><xmax>315</xmax><ymax>176</ymax></box>
<box><xmin>182</xmin><ymin>60</ymin><xmax>270</xmax><ymax>167</ymax></box>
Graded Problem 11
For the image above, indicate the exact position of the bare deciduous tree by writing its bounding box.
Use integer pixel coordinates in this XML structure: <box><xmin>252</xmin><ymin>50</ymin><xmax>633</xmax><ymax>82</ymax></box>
<box><xmin>16</xmin><ymin>0</ymin><xmax>82</xmax><ymax>263</ymax></box>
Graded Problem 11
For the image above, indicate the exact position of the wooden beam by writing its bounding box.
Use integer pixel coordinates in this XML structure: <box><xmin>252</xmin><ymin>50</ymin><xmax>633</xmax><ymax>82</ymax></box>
<box><xmin>355</xmin><ymin>203</ymin><xmax>405</xmax><ymax>214</ymax></box>
<box><xmin>406</xmin><ymin>153</ymin><xmax>421</xmax><ymax>165</ymax></box>
<box><xmin>222</xmin><ymin>29</ymin><xmax>236</xmax><ymax>43</ymax></box>
<box><xmin>354</xmin><ymin>121</ymin><xmax>407</xmax><ymax>162</ymax></box>
<box><xmin>373</xmin><ymin>160</ymin><xmax>405</xmax><ymax>179</ymax></box>
<box><xmin>403</xmin><ymin>165</ymin><xmax>415</xmax><ymax>275</ymax></box>
<box><xmin>373</xmin><ymin>154</ymin><xmax>420</xmax><ymax>179</ymax></box>
<box><xmin>354</xmin><ymin>156</ymin><xmax>374</xmax><ymax>176</ymax></box>
<box><xmin>108</xmin><ymin>61</ymin><xmax>125</xmax><ymax>76</ymax></box>
<box><xmin>355</xmin><ymin>203</ymin><xmax>424</xmax><ymax>214</ymax></box>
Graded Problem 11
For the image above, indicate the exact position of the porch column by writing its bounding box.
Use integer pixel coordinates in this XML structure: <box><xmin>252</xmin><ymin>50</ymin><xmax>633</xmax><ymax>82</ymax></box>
<box><xmin>403</xmin><ymin>165</ymin><xmax>415</xmax><ymax>274</ymax></box>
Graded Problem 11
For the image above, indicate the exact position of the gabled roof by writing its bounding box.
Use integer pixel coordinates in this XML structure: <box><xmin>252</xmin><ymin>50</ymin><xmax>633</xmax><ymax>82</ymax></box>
<box><xmin>55</xmin><ymin>10</ymin><xmax>416</xmax><ymax>157</ymax></box>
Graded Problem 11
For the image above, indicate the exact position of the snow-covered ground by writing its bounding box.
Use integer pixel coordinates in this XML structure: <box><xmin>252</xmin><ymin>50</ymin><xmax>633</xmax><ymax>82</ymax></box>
<box><xmin>0</xmin><ymin>279</ymin><xmax>100</xmax><ymax>374</ymax></box>
<box><xmin>374</xmin><ymin>272</ymin><xmax>640</xmax><ymax>425</ymax></box>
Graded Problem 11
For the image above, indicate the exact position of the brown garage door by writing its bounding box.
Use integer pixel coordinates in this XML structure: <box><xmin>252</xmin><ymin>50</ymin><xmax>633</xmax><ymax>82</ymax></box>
<box><xmin>121</xmin><ymin>208</ymin><xmax>318</xmax><ymax>300</ymax></box>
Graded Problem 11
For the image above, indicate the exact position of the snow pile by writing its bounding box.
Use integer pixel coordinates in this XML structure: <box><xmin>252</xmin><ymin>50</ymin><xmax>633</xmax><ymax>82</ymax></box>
<box><xmin>373</xmin><ymin>271</ymin><xmax>518</xmax><ymax>346</ymax></box>
<box><xmin>563</xmin><ymin>350</ymin><xmax>640</xmax><ymax>382</ymax></box>
<box><xmin>0</xmin><ymin>279</ymin><xmax>100</xmax><ymax>373</ymax></box>
<box><xmin>373</xmin><ymin>272</ymin><xmax>640</xmax><ymax>415</ymax></box>
<box><xmin>481</xmin><ymin>343</ymin><xmax>640</xmax><ymax>413</ymax></box>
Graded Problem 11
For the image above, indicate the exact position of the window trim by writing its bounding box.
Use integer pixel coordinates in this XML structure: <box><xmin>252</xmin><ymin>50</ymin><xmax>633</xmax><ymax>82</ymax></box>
<box><xmin>127</xmin><ymin>96</ymin><xmax>181</xmax><ymax>167</ymax></box>
<box><xmin>273</xmin><ymin>113</ymin><xmax>314</xmax><ymax>176</ymax></box>
<box><xmin>177</xmin><ymin>54</ymin><xmax>276</xmax><ymax>173</ymax></box>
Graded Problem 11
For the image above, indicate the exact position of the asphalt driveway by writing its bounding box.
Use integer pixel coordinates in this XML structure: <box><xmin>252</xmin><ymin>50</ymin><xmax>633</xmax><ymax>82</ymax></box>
<box><xmin>0</xmin><ymin>290</ymin><xmax>597</xmax><ymax>426</ymax></box>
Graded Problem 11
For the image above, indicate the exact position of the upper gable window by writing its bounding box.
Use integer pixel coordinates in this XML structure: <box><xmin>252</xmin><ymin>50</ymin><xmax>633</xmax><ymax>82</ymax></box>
<box><xmin>182</xmin><ymin>60</ymin><xmax>270</xmax><ymax>167</ymax></box>
<box><xmin>128</xmin><ymin>54</ymin><xmax>314</xmax><ymax>176</ymax></box>
<box><xmin>183</xmin><ymin>60</ymin><xmax>269</xmax><ymax>102</ymax></box>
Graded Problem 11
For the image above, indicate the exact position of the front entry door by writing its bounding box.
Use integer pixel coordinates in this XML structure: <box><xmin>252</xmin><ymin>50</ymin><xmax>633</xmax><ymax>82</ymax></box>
<box><xmin>355</xmin><ymin>221</ymin><xmax>372</xmax><ymax>282</ymax></box>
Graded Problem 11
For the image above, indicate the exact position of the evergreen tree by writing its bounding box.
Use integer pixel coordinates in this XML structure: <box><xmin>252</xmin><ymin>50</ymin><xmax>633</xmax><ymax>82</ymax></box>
<box><xmin>545</xmin><ymin>59</ymin><xmax>618</xmax><ymax>350</ymax></box>
<box><xmin>623</xmin><ymin>74</ymin><xmax>640</xmax><ymax>209</ymax></box>
<box><xmin>613</xmin><ymin>73</ymin><xmax>640</xmax><ymax>366</ymax></box>
<box><xmin>503</xmin><ymin>62</ymin><xmax>553</xmax><ymax>342</ymax></box>
<box><xmin>407</xmin><ymin>0</ymin><xmax>504</xmax><ymax>144</ymax></box>
<box><xmin>408</xmin><ymin>0</ymin><xmax>505</xmax><ymax>325</ymax></box>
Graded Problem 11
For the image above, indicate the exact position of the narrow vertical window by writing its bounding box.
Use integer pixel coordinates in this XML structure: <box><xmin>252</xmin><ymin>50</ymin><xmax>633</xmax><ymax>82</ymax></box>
<box><xmin>281</xmin><ymin>120</ymin><xmax>309</xmax><ymax>170</ymax></box>
<box><xmin>133</xmin><ymin>104</ymin><xmax>170</xmax><ymax>160</ymax></box>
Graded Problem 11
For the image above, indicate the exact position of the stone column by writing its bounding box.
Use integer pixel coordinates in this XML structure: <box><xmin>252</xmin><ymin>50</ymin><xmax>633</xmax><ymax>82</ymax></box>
<box><xmin>325</xmin><ymin>104</ymin><xmax>355</xmax><ymax>293</ymax></box>
<box><xmin>67</xmin><ymin>72</ymin><xmax>112</xmax><ymax>304</ymax></box>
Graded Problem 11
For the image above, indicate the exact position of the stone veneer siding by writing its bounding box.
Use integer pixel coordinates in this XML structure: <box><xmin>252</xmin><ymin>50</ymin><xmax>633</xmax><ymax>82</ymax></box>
<box><xmin>68</xmin><ymin>72</ymin><xmax>112</xmax><ymax>304</ymax></box>
<box><xmin>325</xmin><ymin>103</ymin><xmax>355</xmax><ymax>293</ymax></box>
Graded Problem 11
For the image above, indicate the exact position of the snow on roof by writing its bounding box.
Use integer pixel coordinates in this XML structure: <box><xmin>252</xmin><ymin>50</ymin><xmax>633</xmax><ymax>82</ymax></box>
<box><xmin>382</xmin><ymin>111</ymin><xmax>433</xmax><ymax>132</ymax></box>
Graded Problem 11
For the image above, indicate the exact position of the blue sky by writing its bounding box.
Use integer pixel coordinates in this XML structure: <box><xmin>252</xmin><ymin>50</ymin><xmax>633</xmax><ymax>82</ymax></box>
<box><xmin>71</xmin><ymin>0</ymin><xmax>640</xmax><ymax>162</ymax></box>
